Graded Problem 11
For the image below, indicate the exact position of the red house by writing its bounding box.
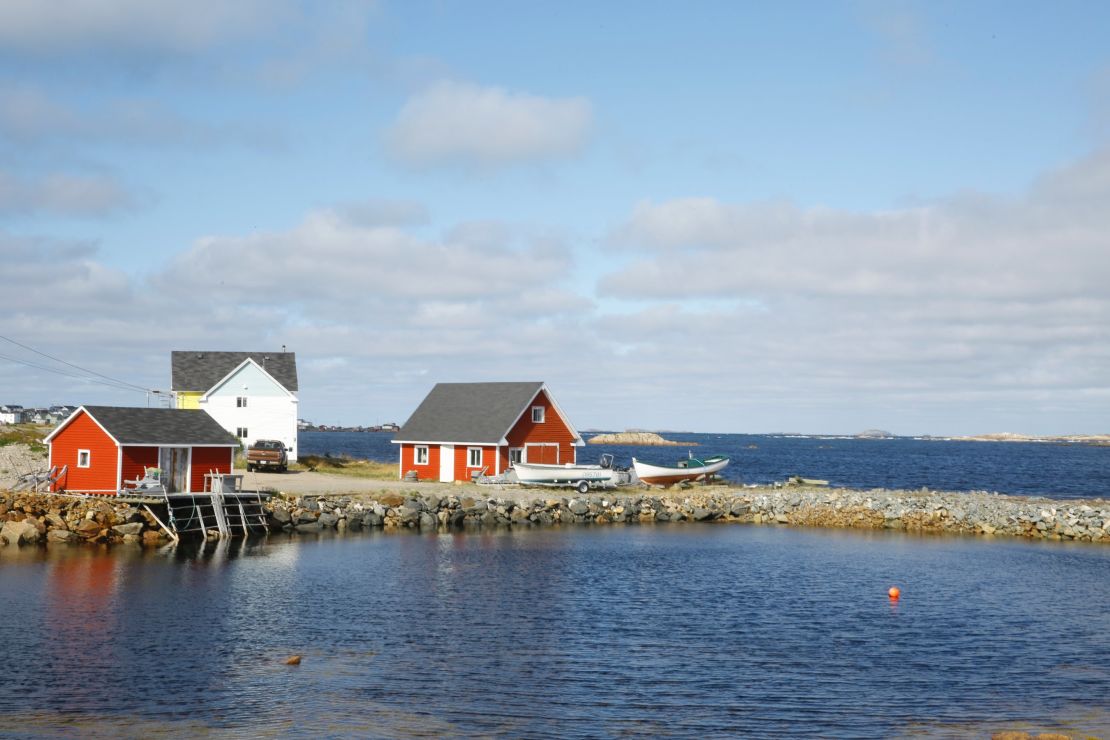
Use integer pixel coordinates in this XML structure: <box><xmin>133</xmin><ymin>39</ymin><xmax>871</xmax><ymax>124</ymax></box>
<box><xmin>45</xmin><ymin>406</ymin><xmax>241</xmax><ymax>495</ymax></box>
<box><xmin>393</xmin><ymin>382</ymin><xmax>584</xmax><ymax>482</ymax></box>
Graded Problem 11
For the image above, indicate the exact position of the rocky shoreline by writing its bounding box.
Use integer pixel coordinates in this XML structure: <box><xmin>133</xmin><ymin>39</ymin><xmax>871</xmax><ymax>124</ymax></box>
<box><xmin>4</xmin><ymin>485</ymin><xmax>1106</xmax><ymax>548</ymax></box>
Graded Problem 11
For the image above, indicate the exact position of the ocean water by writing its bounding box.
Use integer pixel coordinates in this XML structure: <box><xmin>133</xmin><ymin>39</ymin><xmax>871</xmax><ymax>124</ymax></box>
<box><xmin>0</xmin><ymin>526</ymin><xmax>1107</xmax><ymax>738</ymax></box>
<box><xmin>299</xmin><ymin>431</ymin><xmax>1110</xmax><ymax>500</ymax></box>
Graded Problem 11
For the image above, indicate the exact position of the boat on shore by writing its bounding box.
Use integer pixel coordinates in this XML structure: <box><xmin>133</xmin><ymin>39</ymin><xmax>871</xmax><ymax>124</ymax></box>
<box><xmin>512</xmin><ymin>453</ymin><xmax>630</xmax><ymax>492</ymax></box>
<box><xmin>633</xmin><ymin>454</ymin><xmax>729</xmax><ymax>487</ymax></box>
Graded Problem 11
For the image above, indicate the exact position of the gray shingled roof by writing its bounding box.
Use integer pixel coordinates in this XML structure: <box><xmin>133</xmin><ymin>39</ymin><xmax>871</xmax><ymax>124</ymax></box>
<box><xmin>171</xmin><ymin>351</ymin><xmax>298</xmax><ymax>392</ymax></box>
<box><xmin>395</xmin><ymin>382</ymin><xmax>554</xmax><ymax>444</ymax></box>
<box><xmin>81</xmin><ymin>406</ymin><xmax>240</xmax><ymax>445</ymax></box>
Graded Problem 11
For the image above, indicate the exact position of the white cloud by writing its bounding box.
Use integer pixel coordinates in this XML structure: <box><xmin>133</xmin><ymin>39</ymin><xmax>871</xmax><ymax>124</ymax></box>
<box><xmin>385</xmin><ymin>81</ymin><xmax>593</xmax><ymax>169</ymax></box>
<box><xmin>0</xmin><ymin>0</ymin><xmax>283</xmax><ymax>55</ymax></box>
<box><xmin>0</xmin><ymin>170</ymin><xmax>134</xmax><ymax>216</ymax></box>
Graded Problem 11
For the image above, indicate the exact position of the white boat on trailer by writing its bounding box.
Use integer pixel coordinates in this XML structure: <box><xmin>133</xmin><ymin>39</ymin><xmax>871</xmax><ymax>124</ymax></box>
<box><xmin>632</xmin><ymin>454</ymin><xmax>729</xmax><ymax>487</ymax></box>
<box><xmin>511</xmin><ymin>453</ymin><xmax>631</xmax><ymax>493</ymax></box>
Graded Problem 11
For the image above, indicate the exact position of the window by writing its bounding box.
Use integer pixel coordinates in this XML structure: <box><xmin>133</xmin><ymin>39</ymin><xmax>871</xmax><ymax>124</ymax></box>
<box><xmin>531</xmin><ymin>406</ymin><xmax>545</xmax><ymax>423</ymax></box>
<box><xmin>77</xmin><ymin>449</ymin><xmax>91</xmax><ymax>468</ymax></box>
<box><xmin>236</xmin><ymin>396</ymin><xmax>248</xmax><ymax>408</ymax></box>
<box><xmin>237</xmin><ymin>427</ymin><xmax>249</xmax><ymax>439</ymax></box>
<box><xmin>415</xmin><ymin>445</ymin><xmax>429</xmax><ymax>465</ymax></box>
<box><xmin>509</xmin><ymin>448</ymin><xmax>523</xmax><ymax>465</ymax></box>
<box><xmin>468</xmin><ymin>447</ymin><xmax>482</xmax><ymax>467</ymax></box>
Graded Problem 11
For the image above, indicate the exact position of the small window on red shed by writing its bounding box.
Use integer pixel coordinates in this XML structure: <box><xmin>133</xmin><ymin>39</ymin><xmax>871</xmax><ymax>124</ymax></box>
<box><xmin>77</xmin><ymin>449</ymin><xmax>91</xmax><ymax>468</ymax></box>
<box><xmin>531</xmin><ymin>406</ymin><xmax>544</xmax><ymax>423</ymax></box>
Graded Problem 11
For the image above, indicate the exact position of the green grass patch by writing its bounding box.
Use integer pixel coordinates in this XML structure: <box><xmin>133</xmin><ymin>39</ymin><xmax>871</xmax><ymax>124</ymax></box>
<box><xmin>0</xmin><ymin>424</ymin><xmax>50</xmax><ymax>453</ymax></box>
<box><xmin>294</xmin><ymin>454</ymin><xmax>396</xmax><ymax>480</ymax></box>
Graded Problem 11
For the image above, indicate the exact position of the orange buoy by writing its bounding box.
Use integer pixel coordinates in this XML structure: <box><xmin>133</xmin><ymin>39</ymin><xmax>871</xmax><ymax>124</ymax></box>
<box><xmin>888</xmin><ymin>586</ymin><xmax>901</xmax><ymax>600</ymax></box>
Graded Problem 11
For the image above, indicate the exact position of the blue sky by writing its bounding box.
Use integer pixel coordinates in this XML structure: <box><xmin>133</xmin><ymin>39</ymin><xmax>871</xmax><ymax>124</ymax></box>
<box><xmin>2</xmin><ymin>0</ymin><xmax>1109</xmax><ymax>435</ymax></box>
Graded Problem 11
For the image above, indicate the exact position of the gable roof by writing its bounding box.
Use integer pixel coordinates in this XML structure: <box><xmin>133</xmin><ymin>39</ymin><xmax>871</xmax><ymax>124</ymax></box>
<box><xmin>46</xmin><ymin>406</ymin><xmax>240</xmax><ymax>446</ymax></box>
<box><xmin>171</xmin><ymin>351</ymin><xmax>298</xmax><ymax>392</ymax></box>
<box><xmin>395</xmin><ymin>382</ymin><xmax>579</xmax><ymax>445</ymax></box>
<box><xmin>201</xmin><ymin>357</ymin><xmax>297</xmax><ymax>401</ymax></box>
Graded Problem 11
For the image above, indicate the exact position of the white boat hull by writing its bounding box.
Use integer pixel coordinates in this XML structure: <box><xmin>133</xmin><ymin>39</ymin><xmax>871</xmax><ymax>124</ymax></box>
<box><xmin>632</xmin><ymin>457</ymin><xmax>729</xmax><ymax>487</ymax></box>
<box><xmin>513</xmin><ymin>461</ymin><xmax>619</xmax><ymax>485</ymax></box>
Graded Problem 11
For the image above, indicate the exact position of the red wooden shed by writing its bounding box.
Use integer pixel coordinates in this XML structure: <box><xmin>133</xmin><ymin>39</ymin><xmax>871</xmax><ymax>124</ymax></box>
<box><xmin>45</xmin><ymin>406</ymin><xmax>240</xmax><ymax>495</ymax></box>
<box><xmin>393</xmin><ymin>382</ymin><xmax>584</xmax><ymax>482</ymax></box>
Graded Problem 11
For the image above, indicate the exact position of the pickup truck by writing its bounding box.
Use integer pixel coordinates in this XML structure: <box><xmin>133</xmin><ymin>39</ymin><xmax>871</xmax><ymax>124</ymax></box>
<box><xmin>246</xmin><ymin>440</ymin><xmax>288</xmax><ymax>472</ymax></box>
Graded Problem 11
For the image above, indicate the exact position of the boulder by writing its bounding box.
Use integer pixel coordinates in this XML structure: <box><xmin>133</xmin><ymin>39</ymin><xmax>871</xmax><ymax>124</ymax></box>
<box><xmin>142</xmin><ymin>530</ymin><xmax>164</xmax><ymax>545</ymax></box>
<box><xmin>270</xmin><ymin>507</ymin><xmax>292</xmax><ymax>524</ymax></box>
<box><xmin>295</xmin><ymin>521</ymin><xmax>322</xmax><ymax>533</ymax></box>
<box><xmin>568</xmin><ymin>500</ymin><xmax>589</xmax><ymax>516</ymax></box>
<box><xmin>378</xmin><ymin>493</ymin><xmax>404</xmax><ymax>507</ymax></box>
<box><xmin>418</xmin><ymin>512</ymin><xmax>438</xmax><ymax>530</ymax></box>
<box><xmin>1</xmin><ymin>519</ymin><xmax>41</xmax><ymax>546</ymax></box>
<box><xmin>47</xmin><ymin>529</ymin><xmax>78</xmax><ymax>544</ymax></box>
<box><xmin>75</xmin><ymin>519</ymin><xmax>102</xmax><ymax>538</ymax></box>
<box><xmin>112</xmin><ymin>522</ymin><xmax>144</xmax><ymax>537</ymax></box>
<box><xmin>318</xmin><ymin>512</ymin><xmax>340</xmax><ymax>528</ymax></box>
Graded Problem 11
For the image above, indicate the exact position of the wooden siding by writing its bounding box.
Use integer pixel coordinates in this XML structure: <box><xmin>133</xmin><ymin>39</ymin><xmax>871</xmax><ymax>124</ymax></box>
<box><xmin>505</xmin><ymin>389</ymin><xmax>577</xmax><ymax>466</ymax></box>
<box><xmin>175</xmin><ymin>391</ymin><xmax>202</xmax><ymax>409</ymax></box>
<box><xmin>50</xmin><ymin>410</ymin><xmax>119</xmax><ymax>493</ymax></box>
<box><xmin>399</xmin><ymin>442</ymin><xmax>440</xmax><ymax>481</ymax></box>
<box><xmin>120</xmin><ymin>446</ymin><xmax>158</xmax><ymax>488</ymax></box>
<box><xmin>454</xmin><ymin>445</ymin><xmax>496</xmax><ymax>482</ymax></box>
<box><xmin>190</xmin><ymin>446</ymin><xmax>233</xmax><ymax>492</ymax></box>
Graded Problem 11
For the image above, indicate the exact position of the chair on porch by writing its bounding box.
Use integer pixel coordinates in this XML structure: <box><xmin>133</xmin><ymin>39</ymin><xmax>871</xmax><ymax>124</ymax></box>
<box><xmin>121</xmin><ymin>466</ymin><xmax>166</xmax><ymax>495</ymax></box>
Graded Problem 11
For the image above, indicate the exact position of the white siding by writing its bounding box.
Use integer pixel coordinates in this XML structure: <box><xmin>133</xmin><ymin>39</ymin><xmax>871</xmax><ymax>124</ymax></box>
<box><xmin>199</xmin><ymin>362</ymin><xmax>299</xmax><ymax>461</ymax></box>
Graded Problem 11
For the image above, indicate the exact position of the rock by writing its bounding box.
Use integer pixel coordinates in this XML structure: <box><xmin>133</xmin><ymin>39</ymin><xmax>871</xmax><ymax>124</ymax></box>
<box><xmin>45</xmin><ymin>512</ymin><xmax>68</xmax><ymax>530</ymax></box>
<box><xmin>318</xmin><ymin>512</ymin><xmax>339</xmax><ymax>528</ymax></box>
<box><xmin>295</xmin><ymin>521</ymin><xmax>322</xmax><ymax>533</ymax></box>
<box><xmin>47</xmin><ymin>529</ymin><xmax>78</xmax><ymax>543</ymax></box>
<box><xmin>294</xmin><ymin>510</ymin><xmax>318</xmax><ymax>525</ymax></box>
<box><xmin>691</xmin><ymin>508</ymin><xmax>712</xmax><ymax>521</ymax></box>
<box><xmin>122</xmin><ymin>534</ymin><xmax>141</xmax><ymax>544</ymax></box>
<box><xmin>569</xmin><ymin>500</ymin><xmax>589</xmax><ymax>516</ymax></box>
<box><xmin>418</xmin><ymin>512</ymin><xmax>438</xmax><ymax>530</ymax></box>
<box><xmin>362</xmin><ymin>512</ymin><xmax>383</xmax><ymax>527</ymax></box>
<box><xmin>142</xmin><ymin>530</ymin><xmax>164</xmax><ymax>545</ymax></box>
<box><xmin>1</xmin><ymin>519</ymin><xmax>41</xmax><ymax>546</ymax></box>
<box><xmin>75</xmin><ymin>519</ymin><xmax>102</xmax><ymax>538</ymax></box>
<box><xmin>270</xmin><ymin>507</ymin><xmax>291</xmax><ymax>524</ymax></box>
<box><xmin>112</xmin><ymin>522</ymin><xmax>144</xmax><ymax>536</ymax></box>
<box><xmin>729</xmin><ymin>501</ymin><xmax>750</xmax><ymax>517</ymax></box>
<box><xmin>284</xmin><ymin>655</ymin><xmax>302</xmax><ymax>665</ymax></box>
<box><xmin>378</xmin><ymin>493</ymin><xmax>404</xmax><ymax>507</ymax></box>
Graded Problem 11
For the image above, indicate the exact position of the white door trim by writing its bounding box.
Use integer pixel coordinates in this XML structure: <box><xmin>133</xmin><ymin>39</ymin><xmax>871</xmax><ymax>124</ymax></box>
<box><xmin>439</xmin><ymin>444</ymin><xmax>454</xmax><ymax>482</ymax></box>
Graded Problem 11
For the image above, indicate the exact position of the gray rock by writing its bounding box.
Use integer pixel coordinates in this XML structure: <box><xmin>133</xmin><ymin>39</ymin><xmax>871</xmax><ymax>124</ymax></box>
<box><xmin>569</xmin><ymin>500</ymin><xmax>589</xmax><ymax>516</ymax></box>
<box><xmin>295</xmin><ymin>510</ymin><xmax>318</xmax><ymax>525</ymax></box>
<box><xmin>691</xmin><ymin>508</ymin><xmax>712</xmax><ymax>521</ymax></box>
<box><xmin>729</xmin><ymin>501</ymin><xmax>750</xmax><ymax>517</ymax></box>
<box><xmin>45</xmin><ymin>512</ymin><xmax>69</xmax><ymax>530</ymax></box>
<box><xmin>398</xmin><ymin>506</ymin><xmax>421</xmax><ymax>524</ymax></box>
<box><xmin>295</xmin><ymin>521</ymin><xmax>322</xmax><ymax>533</ymax></box>
<box><xmin>270</xmin><ymin>507</ymin><xmax>291</xmax><ymax>524</ymax></box>
<box><xmin>418</xmin><ymin>512</ymin><xmax>438</xmax><ymax>530</ymax></box>
<box><xmin>318</xmin><ymin>512</ymin><xmax>340</xmax><ymax>528</ymax></box>
<box><xmin>362</xmin><ymin>512</ymin><xmax>383</xmax><ymax>527</ymax></box>
<box><xmin>47</xmin><ymin>529</ymin><xmax>78</xmax><ymax>543</ymax></box>
<box><xmin>112</xmin><ymin>522</ymin><xmax>144</xmax><ymax>536</ymax></box>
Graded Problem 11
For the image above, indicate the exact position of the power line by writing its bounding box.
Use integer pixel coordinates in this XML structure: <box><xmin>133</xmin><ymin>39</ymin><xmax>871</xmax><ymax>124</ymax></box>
<box><xmin>0</xmin><ymin>333</ymin><xmax>153</xmax><ymax>393</ymax></box>
<box><xmin>0</xmin><ymin>351</ymin><xmax>148</xmax><ymax>394</ymax></box>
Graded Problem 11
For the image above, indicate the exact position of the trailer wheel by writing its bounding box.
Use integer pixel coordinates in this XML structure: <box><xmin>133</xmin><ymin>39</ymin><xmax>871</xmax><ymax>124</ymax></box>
<box><xmin>576</xmin><ymin>480</ymin><xmax>590</xmax><ymax>494</ymax></box>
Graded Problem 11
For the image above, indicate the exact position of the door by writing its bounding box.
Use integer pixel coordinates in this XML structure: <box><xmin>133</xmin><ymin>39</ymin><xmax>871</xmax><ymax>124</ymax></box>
<box><xmin>439</xmin><ymin>445</ymin><xmax>454</xmax><ymax>482</ymax></box>
<box><xmin>525</xmin><ymin>443</ymin><xmax>558</xmax><ymax>464</ymax></box>
<box><xmin>159</xmin><ymin>447</ymin><xmax>191</xmax><ymax>493</ymax></box>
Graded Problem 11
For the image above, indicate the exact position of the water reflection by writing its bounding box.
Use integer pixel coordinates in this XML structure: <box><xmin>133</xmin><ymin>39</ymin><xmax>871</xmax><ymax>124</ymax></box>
<box><xmin>0</xmin><ymin>526</ymin><xmax>1107</xmax><ymax>737</ymax></box>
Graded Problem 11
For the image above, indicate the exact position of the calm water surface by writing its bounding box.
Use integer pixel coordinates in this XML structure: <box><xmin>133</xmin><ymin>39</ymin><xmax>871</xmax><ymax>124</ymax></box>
<box><xmin>1</xmin><ymin>526</ymin><xmax>1108</xmax><ymax>738</ymax></box>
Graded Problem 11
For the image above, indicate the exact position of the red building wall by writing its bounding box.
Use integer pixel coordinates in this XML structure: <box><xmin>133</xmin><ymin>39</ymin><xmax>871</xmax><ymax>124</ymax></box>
<box><xmin>504</xmin><ymin>390</ymin><xmax>577</xmax><ymax>466</ymax></box>
<box><xmin>50</xmin><ymin>411</ymin><xmax>120</xmax><ymax>494</ymax></box>
<box><xmin>120</xmin><ymin>446</ymin><xmax>159</xmax><ymax>489</ymax></box>
<box><xmin>190</xmin><ymin>446</ymin><xmax>234</xmax><ymax>492</ymax></box>
<box><xmin>454</xmin><ymin>444</ymin><xmax>496</xmax><ymax>482</ymax></box>
<box><xmin>399</xmin><ymin>442</ymin><xmax>441</xmax><ymax>481</ymax></box>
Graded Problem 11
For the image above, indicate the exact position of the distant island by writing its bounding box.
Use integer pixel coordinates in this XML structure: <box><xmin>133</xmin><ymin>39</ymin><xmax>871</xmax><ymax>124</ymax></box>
<box><xmin>953</xmin><ymin>432</ymin><xmax>1110</xmax><ymax>445</ymax></box>
<box><xmin>587</xmin><ymin>431</ymin><xmax>693</xmax><ymax>446</ymax></box>
<box><xmin>855</xmin><ymin>429</ymin><xmax>895</xmax><ymax>439</ymax></box>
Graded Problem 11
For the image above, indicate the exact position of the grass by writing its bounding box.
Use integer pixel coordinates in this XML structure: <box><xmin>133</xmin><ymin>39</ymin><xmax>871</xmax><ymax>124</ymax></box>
<box><xmin>293</xmin><ymin>454</ymin><xmax>396</xmax><ymax>480</ymax></box>
<box><xmin>0</xmin><ymin>424</ymin><xmax>49</xmax><ymax>453</ymax></box>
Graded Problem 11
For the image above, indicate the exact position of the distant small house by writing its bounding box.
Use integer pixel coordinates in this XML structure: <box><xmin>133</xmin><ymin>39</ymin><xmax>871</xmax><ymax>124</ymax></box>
<box><xmin>0</xmin><ymin>405</ymin><xmax>23</xmax><ymax>424</ymax></box>
<box><xmin>393</xmin><ymin>382</ymin><xmax>583</xmax><ymax>482</ymax></box>
<box><xmin>171</xmin><ymin>350</ymin><xmax>299</xmax><ymax>461</ymax></box>
<box><xmin>46</xmin><ymin>406</ymin><xmax>240</xmax><ymax>495</ymax></box>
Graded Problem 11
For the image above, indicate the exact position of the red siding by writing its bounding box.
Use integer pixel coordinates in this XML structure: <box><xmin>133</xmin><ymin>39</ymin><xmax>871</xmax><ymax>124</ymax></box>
<box><xmin>191</xmin><ymin>446</ymin><xmax>233</xmax><ymax>492</ymax></box>
<box><xmin>120</xmin><ymin>446</ymin><xmax>159</xmax><ymax>489</ymax></box>
<box><xmin>454</xmin><ymin>445</ymin><xmax>495</xmax><ymax>482</ymax></box>
<box><xmin>505</xmin><ymin>390</ymin><xmax>577</xmax><ymax>466</ymax></box>
<box><xmin>399</xmin><ymin>442</ymin><xmax>440</xmax><ymax>481</ymax></box>
<box><xmin>49</xmin><ymin>411</ymin><xmax>120</xmax><ymax>494</ymax></box>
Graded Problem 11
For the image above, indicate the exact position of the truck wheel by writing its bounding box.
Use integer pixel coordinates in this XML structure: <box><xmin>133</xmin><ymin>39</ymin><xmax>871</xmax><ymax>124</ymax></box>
<box><xmin>576</xmin><ymin>480</ymin><xmax>589</xmax><ymax>494</ymax></box>
<box><xmin>247</xmin><ymin>464</ymin><xmax>255</xmax><ymax>473</ymax></box>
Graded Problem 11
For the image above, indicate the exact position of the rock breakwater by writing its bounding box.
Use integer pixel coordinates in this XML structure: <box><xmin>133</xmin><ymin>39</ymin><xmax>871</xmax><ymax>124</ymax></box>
<box><xmin>0</xmin><ymin>491</ymin><xmax>172</xmax><ymax>547</ymax></box>
<box><xmin>3</xmin><ymin>486</ymin><xmax>1107</xmax><ymax>547</ymax></box>
<box><xmin>264</xmin><ymin>486</ymin><xmax>1109</xmax><ymax>543</ymax></box>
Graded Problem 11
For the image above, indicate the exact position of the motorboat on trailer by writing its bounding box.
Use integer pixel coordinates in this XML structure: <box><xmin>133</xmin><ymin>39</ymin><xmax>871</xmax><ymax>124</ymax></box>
<box><xmin>632</xmin><ymin>453</ymin><xmax>730</xmax><ymax>487</ymax></box>
<box><xmin>511</xmin><ymin>453</ymin><xmax>631</xmax><ymax>493</ymax></box>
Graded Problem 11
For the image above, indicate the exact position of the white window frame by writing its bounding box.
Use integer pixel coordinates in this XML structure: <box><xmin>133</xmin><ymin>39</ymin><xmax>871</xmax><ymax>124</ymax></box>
<box><xmin>414</xmin><ymin>445</ymin><xmax>429</xmax><ymax>465</ymax></box>
<box><xmin>77</xmin><ymin>449</ymin><xmax>91</xmax><ymax>468</ymax></box>
<box><xmin>509</xmin><ymin>447</ymin><xmax>523</xmax><ymax>465</ymax></box>
<box><xmin>237</xmin><ymin>427</ymin><xmax>249</xmax><ymax>439</ymax></box>
<box><xmin>531</xmin><ymin>406</ymin><xmax>545</xmax><ymax>423</ymax></box>
<box><xmin>236</xmin><ymin>396</ymin><xmax>248</xmax><ymax>408</ymax></box>
<box><xmin>468</xmin><ymin>447</ymin><xmax>483</xmax><ymax>467</ymax></box>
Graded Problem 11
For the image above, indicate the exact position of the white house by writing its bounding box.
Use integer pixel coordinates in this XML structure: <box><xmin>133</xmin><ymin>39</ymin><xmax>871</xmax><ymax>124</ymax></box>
<box><xmin>170</xmin><ymin>351</ymin><xmax>300</xmax><ymax>461</ymax></box>
<box><xmin>0</xmin><ymin>405</ymin><xmax>24</xmax><ymax>424</ymax></box>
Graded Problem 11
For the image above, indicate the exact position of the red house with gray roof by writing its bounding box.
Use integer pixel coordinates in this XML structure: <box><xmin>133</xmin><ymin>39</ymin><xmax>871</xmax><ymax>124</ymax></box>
<box><xmin>46</xmin><ymin>406</ymin><xmax>240</xmax><ymax>495</ymax></box>
<box><xmin>393</xmin><ymin>382</ymin><xmax>583</xmax><ymax>482</ymax></box>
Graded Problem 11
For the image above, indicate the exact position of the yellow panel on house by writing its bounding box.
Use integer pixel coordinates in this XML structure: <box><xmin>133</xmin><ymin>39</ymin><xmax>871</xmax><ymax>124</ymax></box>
<box><xmin>175</xmin><ymin>392</ymin><xmax>203</xmax><ymax>409</ymax></box>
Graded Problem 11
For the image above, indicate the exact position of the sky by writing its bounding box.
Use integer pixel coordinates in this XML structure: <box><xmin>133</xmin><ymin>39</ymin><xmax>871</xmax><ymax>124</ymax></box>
<box><xmin>1</xmin><ymin>0</ymin><xmax>1109</xmax><ymax>436</ymax></box>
